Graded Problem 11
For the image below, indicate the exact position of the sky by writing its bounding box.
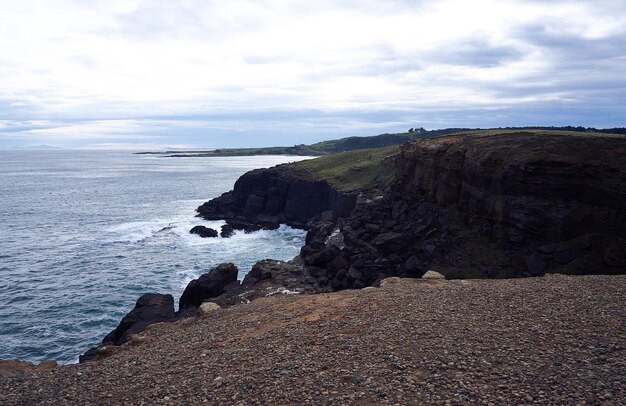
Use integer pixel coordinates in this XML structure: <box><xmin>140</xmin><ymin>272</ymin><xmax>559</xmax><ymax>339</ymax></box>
<box><xmin>1</xmin><ymin>0</ymin><xmax>625</xmax><ymax>150</ymax></box>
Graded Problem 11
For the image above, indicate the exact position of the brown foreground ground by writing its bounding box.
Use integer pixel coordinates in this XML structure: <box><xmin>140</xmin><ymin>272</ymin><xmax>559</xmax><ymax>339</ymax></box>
<box><xmin>1</xmin><ymin>274</ymin><xmax>625</xmax><ymax>405</ymax></box>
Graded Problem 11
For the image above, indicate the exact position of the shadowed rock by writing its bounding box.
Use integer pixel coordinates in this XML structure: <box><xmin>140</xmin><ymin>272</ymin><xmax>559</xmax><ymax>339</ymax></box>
<box><xmin>190</xmin><ymin>225</ymin><xmax>218</xmax><ymax>238</ymax></box>
<box><xmin>80</xmin><ymin>293</ymin><xmax>175</xmax><ymax>363</ymax></box>
<box><xmin>102</xmin><ymin>294</ymin><xmax>175</xmax><ymax>346</ymax></box>
<box><xmin>179</xmin><ymin>263</ymin><xmax>239</xmax><ymax>310</ymax></box>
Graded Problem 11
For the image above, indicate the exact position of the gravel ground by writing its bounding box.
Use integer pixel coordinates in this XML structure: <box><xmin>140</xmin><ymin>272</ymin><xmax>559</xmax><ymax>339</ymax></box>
<box><xmin>1</xmin><ymin>274</ymin><xmax>625</xmax><ymax>405</ymax></box>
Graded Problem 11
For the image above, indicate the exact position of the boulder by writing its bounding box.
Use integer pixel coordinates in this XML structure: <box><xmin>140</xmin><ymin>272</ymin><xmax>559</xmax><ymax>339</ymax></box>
<box><xmin>190</xmin><ymin>225</ymin><xmax>218</xmax><ymax>238</ymax></box>
<box><xmin>422</xmin><ymin>270</ymin><xmax>445</xmax><ymax>279</ymax></box>
<box><xmin>179</xmin><ymin>263</ymin><xmax>238</xmax><ymax>309</ymax></box>
<box><xmin>198</xmin><ymin>301</ymin><xmax>221</xmax><ymax>315</ymax></box>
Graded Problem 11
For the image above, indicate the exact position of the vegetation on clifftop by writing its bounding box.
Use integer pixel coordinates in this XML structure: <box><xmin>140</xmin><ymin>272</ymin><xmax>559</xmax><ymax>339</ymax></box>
<box><xmin>292</xmin><ymin>145</ymin><xmax>399</xmax><ymax>192</ymax></box>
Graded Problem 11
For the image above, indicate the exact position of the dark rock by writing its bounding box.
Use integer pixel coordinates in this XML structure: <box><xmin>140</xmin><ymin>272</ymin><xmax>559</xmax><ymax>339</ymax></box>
<box><xmin>223</xmin><ymin>280</ymin><xmax>242</xmax><ymax>292</ymax></box>
<box><xmin>396</xmin><ymin>133</ymin><xmax>626</xmax><ymax>242</ymax></box>
<box><xmin>317</xmin><ymin>276</ymin><xmax>329</xmax><ymax>286</ymax></box>
<box><xmin>404</xmin><ymin>255</ymin><xmax>421</xmax><ymax>274</ymax></box>
<box><xmin>538</xmin><ymin>243</ymin><xmax>557</xmax><ymax>255</ymax></box>
<box><xmin>79</xmin><ymin>347</ymin><xmax>99</xmax><ymax>363</ymax></box>
<box><xmin>220</xmin><ymin>224</ymin><xmax>235</xmax><ymax>238</ymax></box>
<box><xmin>348</xmin><ymin>267</ymin><xmax>363</xmax><ymax>280</ymax></box>
<box><xmin>190</xmin><ymin>225</ymin><xmax>218</xmax><ymax>238</ymax></box>
<box><xmin>372</xmin><ymin>232</ymin><xmax>407</xmax><ymax>254</ymax></box>
<box><xmin>226</xmin><ymin>219</ymin><xmax>266</xmax><ymax>233</ymax></box>
<box><xmin>102</xmin><ymin>293</ymin><xmax>175</xmax><ymax>347</ymax></box>
<box><xmin>196</xmin><ymin>165</ymin><xmax>357</xmax><ymax>230</ymax></box>
<box><xmin>423</xmin><ymin>244</ymin><xmax>436</xmax><ymax>257</ymax></box>
<box><xmin>306</xmin><ymin>246</ymin><xmax>341</xmax><ymax>267</ymax></box>
<box><xmin>524</xmin><ymin>254</ymin><xmax>546</xmax><ymax>276</ymax></box>
<box><xmin>308</xmin><ymin>240</ymin><xmax>326</xmax><ymax>250</ymax></box>
<box><xmin>508</xmin><ymin>228</ymin><xmax>524</xmax><ymax>243</ymax></box>
<box><xmin>307</xmin><ymin>266</ymin><xmax>327</xmax><ymax>278</ymax></box>
<box><xmin>179</xmin><ymin>263</ymin><xmax>238</xmax><ymax>309</ymax></box>
<box><xmin>242</xmin><ymin>261</ymin><xmax>273</xmax><ymax>286</ymax></box>
<box><xmin>553</xmin><ymin>247</ymin><xmax>580</xmax><ymax>264</ymax></box>
<box><xmin>326</xmin><ymin>256</ymin><xmax>349</xmax><ymax>272</ymax></box>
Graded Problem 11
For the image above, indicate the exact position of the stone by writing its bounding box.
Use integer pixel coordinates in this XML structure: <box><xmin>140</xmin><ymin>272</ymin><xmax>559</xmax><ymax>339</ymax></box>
<box><xmin>324</xmin><ymin>228</ymin><xmax>345</xmax><ymax>249</ymax></box>
<box><xmin>422</xmin><ymin>270</ymin><xmax>445</xmax><ymax>279</ymax></box>
<box><xmin>306</xmin><ymin>246</ymin><xmax>341</xmax><ymax>267</ymax></box>
<box><xmin>189</xmin><ymin>225</ymin><xmax>218</xmax><ymax>238</ymax></box>
<box><xmin>198</xmin><ymin>301</ymin><xmax>221</xmax><ymax>315</ymax></box>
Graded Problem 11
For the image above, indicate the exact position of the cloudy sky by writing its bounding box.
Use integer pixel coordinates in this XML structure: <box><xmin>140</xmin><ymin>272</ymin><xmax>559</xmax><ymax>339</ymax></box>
<box><xmin>1</xmin><ymin>0</ymin><xmax>625</xmax><ymax>149</ymax></box>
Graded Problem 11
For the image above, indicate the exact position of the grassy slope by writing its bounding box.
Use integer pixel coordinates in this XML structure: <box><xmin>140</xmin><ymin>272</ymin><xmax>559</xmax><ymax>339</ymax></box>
<box><xmin>149</xmin><ymin>130</ymin><xmax>461</xmax><ymax>157</ymax></box>
<box><xmin>292</xmin><ymin>145</ymin><xmax>399</xmax><ymax>192</ymax></box>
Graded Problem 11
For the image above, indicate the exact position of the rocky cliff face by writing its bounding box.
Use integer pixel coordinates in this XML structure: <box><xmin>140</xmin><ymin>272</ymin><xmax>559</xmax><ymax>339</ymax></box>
<box><xmin>197</xmin><ymin>165</ymin><xmax>357</xmax><ymax>229</ymax></box>
<box><xmin>298</xmin><ymin>132</ymin><xmax>626</xmax><ymax>289</ymax></box>
<box><xmin>395</xmin><ymin>132</ymin><xmax>626</xmax><ymax>242</ymax></box>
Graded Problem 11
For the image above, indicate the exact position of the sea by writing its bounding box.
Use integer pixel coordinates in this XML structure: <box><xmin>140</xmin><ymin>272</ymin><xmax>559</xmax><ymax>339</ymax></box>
<box><xmin>0</xmin><ymin>150</ymin><xmax>312</xmax><ymax>364</ymax></box>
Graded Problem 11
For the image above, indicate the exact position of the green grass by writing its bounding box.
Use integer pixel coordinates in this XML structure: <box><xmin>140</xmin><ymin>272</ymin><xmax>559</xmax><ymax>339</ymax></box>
<box><xmin>292</xmin><ymin>145</ymin><xmax>399</xmax><ymax>192</ymax></box>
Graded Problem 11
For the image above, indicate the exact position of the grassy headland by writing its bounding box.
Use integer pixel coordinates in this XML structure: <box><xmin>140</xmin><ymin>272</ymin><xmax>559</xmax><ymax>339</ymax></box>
<box><xmin>292</xmin><ymin>145</ymin><xmax>399</xmax><ymax>192</ymax></box>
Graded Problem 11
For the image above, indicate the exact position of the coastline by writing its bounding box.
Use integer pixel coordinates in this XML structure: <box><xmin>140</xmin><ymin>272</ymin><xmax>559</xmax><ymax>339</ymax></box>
<box><xmin>2</xmin><ymin>130</ymin><xmax>626</xmax><ymax>404</ymax></box>
<box><xmin>2</xmin><ymin>274</ymin><xmax>624</xmax><ymax>404</ymax></box>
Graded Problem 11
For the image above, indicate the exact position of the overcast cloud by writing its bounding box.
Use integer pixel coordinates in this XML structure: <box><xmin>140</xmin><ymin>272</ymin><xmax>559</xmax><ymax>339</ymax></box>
<box><xmin>1</xmin><ymin>0</ymin><xmax>624</xmax><ymax>149</ymax></box>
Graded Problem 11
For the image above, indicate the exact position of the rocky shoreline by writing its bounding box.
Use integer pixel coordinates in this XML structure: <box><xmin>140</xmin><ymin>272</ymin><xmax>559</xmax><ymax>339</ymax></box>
<box><xmin>77</xmin><ymin>130</ymin><xmax>626</xmax><ymax>362</ymax></box>
<box><xmin>2</xmin><ymin>130</ymin><xmax>625</xmax><ymax>404</ymax></box>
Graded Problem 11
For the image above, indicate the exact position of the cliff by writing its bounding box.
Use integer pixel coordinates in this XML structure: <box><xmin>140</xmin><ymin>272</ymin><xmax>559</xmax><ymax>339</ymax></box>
<box><xmin>298</xmin><ymin>131</ymin><xmax>626</xmax><ymax>288</ymax></box>
<box><xmin>396</xmin><ymin>131</ymin><xmax>626</xmax><ymax>241</ymax></box>
<box><xmin>197</xmin><ymin>146</ymin><xmax>397</xmax><ymax>229</ymax></box>
<box><xmin>197</xmin><ymin>165</ymin><xmax>357</xmax><ymax>229</ymax></box>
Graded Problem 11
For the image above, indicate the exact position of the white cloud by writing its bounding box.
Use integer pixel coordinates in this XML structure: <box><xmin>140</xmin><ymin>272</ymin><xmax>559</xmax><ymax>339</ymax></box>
<box><xmin>0</xmin><ymin>0</ymin><xmax>624</xmax><ymax>147</ymax></box>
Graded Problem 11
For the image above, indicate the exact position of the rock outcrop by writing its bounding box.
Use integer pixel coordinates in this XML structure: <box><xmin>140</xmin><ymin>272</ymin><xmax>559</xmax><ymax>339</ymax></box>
<box><xmin>178</xmin><ymin>263</ymin><xmax>239</xmax><ymax>310</ymax></box>
<box><xmin>189</xmin><ymin>225</ymin><xmax>218</xmax><ymax>238</ymax></box>
<box><xmin>80</xmin><ymin>293</ymin><xmax>175</xmax><ymax>362</ymax></box>
<box><xmin>197</xmin><ymin>165</ymin><xmax>357</xmax><ymax>229</ymax></box>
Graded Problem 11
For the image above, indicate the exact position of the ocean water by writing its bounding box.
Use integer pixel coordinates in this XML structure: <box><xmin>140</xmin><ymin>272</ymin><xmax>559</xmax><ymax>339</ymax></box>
<box><xmin>0</xmin><ymin>151</ymin><xmax>311</xmax><ymax>364</ymax></box>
